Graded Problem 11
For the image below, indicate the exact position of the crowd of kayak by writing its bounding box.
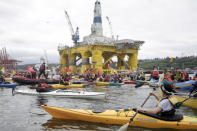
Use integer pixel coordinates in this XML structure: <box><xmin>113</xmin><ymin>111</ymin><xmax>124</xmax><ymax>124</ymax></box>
<box><xmin>1</xmin><ymin>66</ymin><xmax>197</xmax><ymax>130</ymax></box>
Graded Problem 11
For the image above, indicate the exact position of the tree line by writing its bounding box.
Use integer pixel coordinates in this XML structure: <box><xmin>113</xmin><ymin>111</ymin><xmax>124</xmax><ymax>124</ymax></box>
<box><xmin>139</xmin><ymin>56</ymin><xmax>197</xmax><ymax>70</ymax></box>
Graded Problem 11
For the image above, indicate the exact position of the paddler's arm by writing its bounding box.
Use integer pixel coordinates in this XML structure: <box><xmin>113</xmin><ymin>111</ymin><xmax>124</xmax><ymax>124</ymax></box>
<box><xmin>149</xmin><ymin>92</ymin><xmax>160</xmax><ymax>101</ymax></box>
<box><xmin>138</xmin><ymin>107</ymin><xmax>162</xmax><ymax>115</ymax></box>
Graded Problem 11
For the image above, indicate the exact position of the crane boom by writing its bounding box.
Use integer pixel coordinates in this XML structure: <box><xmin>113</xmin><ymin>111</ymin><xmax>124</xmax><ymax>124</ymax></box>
<box><xmin>64</xmin><ymin>10</ymin><xmax>79</xmax><ymax>45</ymax></box>
<box><xmin>64</xmin><ymin>10</ymin><xmax>74</xmax><ymax>35</ymax></box>
<box><xmin>106</xmin><ymin>16</ymin><xmax>114</xmax><ymax>40</ymax></box>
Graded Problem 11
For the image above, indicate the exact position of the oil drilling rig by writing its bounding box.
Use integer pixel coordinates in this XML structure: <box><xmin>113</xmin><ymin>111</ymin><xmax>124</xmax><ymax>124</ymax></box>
<box><xmin>58</xmin><ymin>0</ymin><xmax>144</xmax><ymax>74</ymax></box>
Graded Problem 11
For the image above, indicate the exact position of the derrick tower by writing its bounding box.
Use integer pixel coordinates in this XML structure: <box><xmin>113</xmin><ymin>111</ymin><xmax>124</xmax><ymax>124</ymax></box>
<box><xmin>91</xmin><ymin>0</ymin><xmax>103</xmax><ymax>36</ymax></box>
<box><xmin>58</xmin><ymin>0</ymin><xmax>144</xmax><ymax>74</ymax></box>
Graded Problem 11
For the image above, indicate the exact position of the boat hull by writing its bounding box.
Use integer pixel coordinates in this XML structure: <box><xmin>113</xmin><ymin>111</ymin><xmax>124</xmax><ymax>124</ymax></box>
<box><xmin>12</xmin><ymin>75</ymin><xmax>59</xmax><ymax>85</ymax></box>
<box><xmin>0</xmin><ymin>83</ymin><xmax>17</xmax><ymax>88</ymax></box>
<box><xmin>95</xmin><ymin>81</ymin><xmax>109</xmax><ymax>86</ymax></box>
<box><xmin>96</xmin><ymin>82</ymin><xmax>123</xmax><ymax>86</ymax></box>
<box><xmin>51</xmin><ymin>84</ymin><xmax>86</xmax><ymax>89</ymax></box>
<box><xmin>41</xmin><ymin>105</ymin><xmax>197</xmax><ymax>130</ymax></box>
<box><xmin>15</xmin><ymin>89</ymin><xmax>106</xmax><ymax>99</ymax></box>
<box><xmin>174</xmin><ymin>80</ymin><xmax>195</xmax><ymax>90</ymax></box>
<box><xmin>170</xmin><ymin>95</ymin><xmax>197</xmax><ymax>109</ymax></box>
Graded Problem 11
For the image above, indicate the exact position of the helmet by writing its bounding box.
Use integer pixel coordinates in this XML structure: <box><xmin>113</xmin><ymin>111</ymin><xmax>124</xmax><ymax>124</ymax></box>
<box><xmin>160</xmin><ymin>85</ymin><xmax>172</xmax><ymax>95</ymax></box>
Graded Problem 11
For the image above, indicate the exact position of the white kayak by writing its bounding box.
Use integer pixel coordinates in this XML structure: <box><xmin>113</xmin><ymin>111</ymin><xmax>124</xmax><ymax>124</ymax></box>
<box><xmin>14</xmin><ymin>89</ymin><xmax>106</xmax><ymax>99</ymax></box>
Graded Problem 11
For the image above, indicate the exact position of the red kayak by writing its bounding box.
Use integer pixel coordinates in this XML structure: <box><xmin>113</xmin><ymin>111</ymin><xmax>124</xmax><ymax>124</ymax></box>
<box><xmin>124</xmin><ymin>81</ymin><xmax>136</xmax><ymax>84</ymax></box>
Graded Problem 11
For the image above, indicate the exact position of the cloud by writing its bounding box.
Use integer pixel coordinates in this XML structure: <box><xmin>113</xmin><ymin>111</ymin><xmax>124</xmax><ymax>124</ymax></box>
<box><xmin>0</xmin><ymin>0</ymin><xmax>197</xmax><ymax>64</ymax></box>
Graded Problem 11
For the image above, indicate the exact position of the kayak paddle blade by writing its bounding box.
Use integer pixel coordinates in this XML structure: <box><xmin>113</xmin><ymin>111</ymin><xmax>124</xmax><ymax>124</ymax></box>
<box><xmin>116</xmin><ymin>123</ymin><xmax>129</xmax><ymax>131</ymax></box>
<box><xmin>174</xmin><ymin>102</ymin><xmax>182</xmax><ymax>108</ymax></box>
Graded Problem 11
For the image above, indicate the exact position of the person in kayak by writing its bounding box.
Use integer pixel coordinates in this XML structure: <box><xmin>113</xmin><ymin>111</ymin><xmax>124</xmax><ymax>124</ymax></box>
<box><xmin>36</xmin><ymin>83</ymin><xmax>54</xmax><ymax>92</ymax></box>
<box><xmin>138</xmin><ymin>86</ymin><xmax>175</xmax><ymax>117</ymax></box>
<box><xmin>60</xmin><ymin>73</ymin><xmax>70</xmax><ymax>85</ymax></box>
<box><xmin>151</xmin><ymin>69</ymin><xmax>159</xmax><ymax>80</ymax></box>
<box><xmin>161</xmin><ymin>71</ymin><xmax>176</xmax><ymax>93</ymax></box>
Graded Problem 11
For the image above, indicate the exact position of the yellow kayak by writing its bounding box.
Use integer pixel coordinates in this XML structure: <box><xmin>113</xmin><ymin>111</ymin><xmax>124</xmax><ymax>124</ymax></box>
<box><xmin>95</xmin><ymin>81</ymin><xmax>123</xmax><ymax>86</ymax></box>
<box><xmin>95</xmin><ymin>81</ymin><xmax>109</xmax><ymax>86</ymax></box>
<box><xmin>51</xmin><ymin>84</ymin><xmax>86</xmax><ymax>89</ymax></box>
<box><xmin>170</xmin><ymin>95</ymin><xmax>197</xmax><ymax>109</ymax></box>
<box><xmin>41</xmin><ymin>105</ymin><xmax>197</xmax><ymax>130</ymax></box>
<box><xmin>4</xmin><ymin>77</ymin><xmax>13</xmax><ymax>83</ymax></box>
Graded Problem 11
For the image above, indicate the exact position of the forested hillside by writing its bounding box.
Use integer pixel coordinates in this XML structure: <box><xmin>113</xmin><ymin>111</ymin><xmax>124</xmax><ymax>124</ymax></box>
<box><xmin>139</xmin><ymin>56</ymin><xmax>197</xmax><ymax>70</ymax></box>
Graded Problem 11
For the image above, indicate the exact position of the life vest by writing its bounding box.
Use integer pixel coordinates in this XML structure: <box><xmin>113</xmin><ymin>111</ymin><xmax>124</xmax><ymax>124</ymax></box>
<box><xmin>40</xmin><ymin>83</ymin><xmax>49</xmax><ymax>88</ymax></box>
<box><xmin>164</xmin><ymin>76</ymin><xmax>173</xmax><ymax>82</ymax></box>
<box><xmin>39</xmin><ymin>64</ymin><xmax>45</xmax><ymax>71</ymax></box>
<box><xmin>159</xmin><ymin>98</ymin><xmax>176</xmax><ymax>116</ymax></box>
<box><xmin>152</xmin><ymin>71</ymin><xmax>159</xmax><ymax>77</ymax></box>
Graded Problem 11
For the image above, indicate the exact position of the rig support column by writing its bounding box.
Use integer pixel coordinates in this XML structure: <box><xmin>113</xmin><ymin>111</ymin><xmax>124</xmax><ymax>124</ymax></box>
<box><xmin>81</xmin><ymin>51</ymin><xmax>90</xmax><ymax>73</ymax></box>
<box><xmin>69</xmin><ymin>53</ymin><xmax>77</xmax><ymax>73</ymax></box>
<box><xmin>117</xmin><ymin>54</ymin><xmax>125</xmax><ymax>70</ymax></box>
<box><xmin>92</xmin><ymin>50</ymin><xmax>103</xmax><ymax>73</ymax></box>
<box><xmin>128</xmin><ymin>53</ymin><xmax>138</xmax><ymax>71</ymax></box>
<box><xmin>60</xmin><ymin>54</ymin><xmax>69</xmax><ymax>73</ymax></box>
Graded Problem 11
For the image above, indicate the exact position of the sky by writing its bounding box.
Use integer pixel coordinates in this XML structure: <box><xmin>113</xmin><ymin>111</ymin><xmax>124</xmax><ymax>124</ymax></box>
<box><xmin>0</xmin><ymin>0</ymin><xmax>197</xmax><ymax>64</ymax></box>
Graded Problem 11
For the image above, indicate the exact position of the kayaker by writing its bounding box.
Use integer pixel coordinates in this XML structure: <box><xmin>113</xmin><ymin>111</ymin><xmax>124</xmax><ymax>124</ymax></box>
<box><xmin>36</xmin><ymin>83</ymin><xmax>54</xmax><ymax>92</ymax></box>
<box><xmin>138</xmin><ymin>86</ymin><xmax>175</xmax><ymax>117</ymax></box>
<box><xmin>151</xmin><ymin>69</ymin><xmax>159</xmax><ymax>80</ymax></box>
<box><xmin>176</xmin><ymin>71</ymin><xmax>184</xmax><ymax>82</ymax></box>
<box><xmin>60</xmin><ymin>73</ymin><xmax>70</xmax><ymax>85</ymax></box>
<box><xmin>162</xmin><ymin>72</ymin><xmax>176</xmax><ymax>93</ymax></box>
<box><xmin>27</xmin><ymin>66</ymin><xmax>37</xmax><ymax>79</ymax></box>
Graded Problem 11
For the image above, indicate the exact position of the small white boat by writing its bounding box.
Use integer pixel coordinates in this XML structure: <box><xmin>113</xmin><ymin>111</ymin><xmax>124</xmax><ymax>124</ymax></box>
<box><xmin>14</xmin><ymin>89</ymin><xmax>106</xmax><ymax>99</ymax></box>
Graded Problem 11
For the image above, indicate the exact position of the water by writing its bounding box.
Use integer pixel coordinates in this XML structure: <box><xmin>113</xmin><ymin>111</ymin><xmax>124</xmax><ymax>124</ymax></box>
<box><xmin>0</xmin><ymin>85</ymin><xmax>197</xmax><ymax>131</ymax></box>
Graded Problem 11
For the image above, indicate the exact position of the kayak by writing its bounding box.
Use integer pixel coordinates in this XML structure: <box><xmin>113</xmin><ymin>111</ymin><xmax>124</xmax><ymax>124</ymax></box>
<box><xmin>4</xmin><ymin>77</ymin><xmax>14</xmax><ymax>83</ymax></box>
<box><xmin>170</xmin><ymin>94</ymin><xmax>197</xmax><ymax>109</ymax></box>
<box><xmin>72</xmin><ymin>81</ymin><xmax>96</xmax><ymax>85</ymax></box>
<box><xmin>136</xmin><ymin>80</ymin><xmax>149</xmax><ymax>85</ymax></box>
<box><xmin>124</xmin><ymin>81</ymin><xmax>136</xmax><ymax>84</ymax></box>
<box><xmin>174</xmin><ymin>80</ymin><xmax>196</xmax><ymax>90</ymax></box>
<box><xmin>14</xmin><ymin>89</ymin><xmax>106</xmax><ymax>99</ymax></box>
<box><xmin>95</xmin><ymin>81</ymin><xmax>109</xmax><ymax>86</ymax></box>
<box><xmin>0</xmin><ymin>83</ymin><xmax>18</xmax><ymax>88</ymax></box>
<box><xmin>109</xmin><ymin>82</ymin><xmax>124</xmax><ymax>86</ymax></box>
<box><xmin>148</xmin><ymin>79</ymin><xmax>160</xmax><ymax>87</ymax></box>
<box><xmin>41</xmin><ymin>105</ymin><xmax>197</xmax><ymax>130</ymax></box>
<box><xmin>124</xmin><ymin>80</ymin><xmax>149</xmax><ymax>86</ymax></box>
<box><xmin>95</xmin><ymin>81</ymin><xmax>123</xmax><ymax>86</ymax></box>
<box><xmin>51</xmin><ymin>84</ymin><xmax>86</xmax><ymax>89</ymax></box>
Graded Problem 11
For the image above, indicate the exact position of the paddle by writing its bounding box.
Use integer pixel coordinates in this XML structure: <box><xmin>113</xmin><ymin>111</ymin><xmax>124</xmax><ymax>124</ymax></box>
<box><xmin>117</xmin><ymin>94</ymin><xmax>151</xmax><ymax>131</ymax></box>
<box><xmin>174</xmin><ymin>91</ymin><xmax>197</xmax><ymax>108</ymax></box>
<box><xmin>12</xmin><ymin>87</ymin><xmax>16</xmax><ymax>96</ymax></box>
<box><xmin>135</xmin><ymin>82</ymin><xmax>144</xmax><ymax>88</ymax></box>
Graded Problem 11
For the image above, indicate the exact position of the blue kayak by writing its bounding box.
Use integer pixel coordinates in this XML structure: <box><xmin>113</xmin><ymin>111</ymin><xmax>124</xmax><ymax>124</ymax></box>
<box><xmin>0</xmin><ymin>83</ymin><xmax>18</xmax><ymax>88</ymax></box>
<box><xmin>109</xmin><ymin>82</ymin><xmax>124</xmax><ymax>86</ymax></box>
<box><xmin>174</xmin><ymin>80</ymin><xmax>196</xmax><ymax>91</ymax></box>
